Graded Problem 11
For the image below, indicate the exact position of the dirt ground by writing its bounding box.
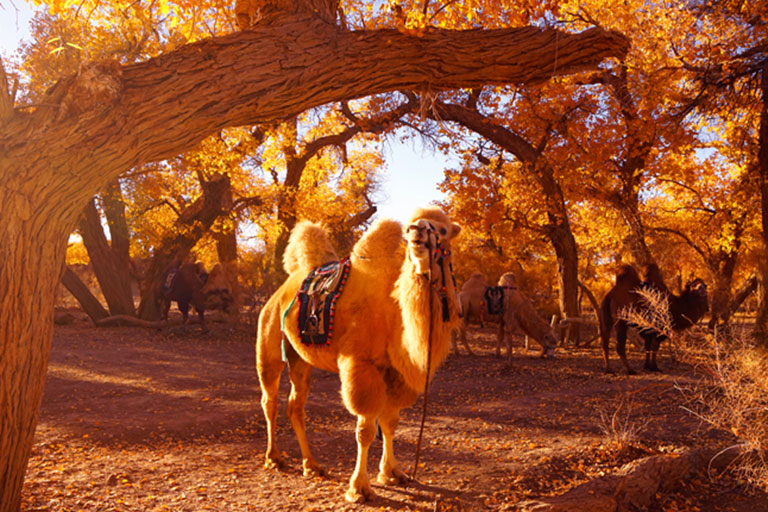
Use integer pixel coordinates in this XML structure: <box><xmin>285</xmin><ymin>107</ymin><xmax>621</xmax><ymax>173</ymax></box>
<box><xmin>20</xmin><ymin>313</ymin><xmax>768</xmax><ymax>511</ymax></box>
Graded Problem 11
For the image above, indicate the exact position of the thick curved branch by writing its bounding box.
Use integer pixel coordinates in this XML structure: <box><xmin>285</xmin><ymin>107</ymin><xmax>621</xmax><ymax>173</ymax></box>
<box><xmin>2</xmin><ymin>16</ymin><xmax>627</xmax><ymax>216</ymax></box>
<box><xmin>0</xmin><ymin>57</ymin><xmax>12</xmax><ymax>122</ymax></box>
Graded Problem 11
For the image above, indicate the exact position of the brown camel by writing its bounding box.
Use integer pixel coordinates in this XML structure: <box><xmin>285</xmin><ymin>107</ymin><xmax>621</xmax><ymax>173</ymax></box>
<box><xmin>599</xmin><ymin>263</ymin><xmax>709</xmax><ymax>374</ymax></box>
<box><xmin>256</xmin><ymin>207</ymin><xmax>462</xmax><ymax>503</ymax></box>
<box><xmin>452</xmin><ymin>271</ymin><xmax>488</xmax><ymax>355</ymax></box>
<box><xmin>453</xmin><ymin>272</ymin><xmax>557</xmax><ymax>359</ymax></box>
<box><xmin>494</xmin><ymin>272</ymin><xmax>557</xmax><ymax>361</ymax></box>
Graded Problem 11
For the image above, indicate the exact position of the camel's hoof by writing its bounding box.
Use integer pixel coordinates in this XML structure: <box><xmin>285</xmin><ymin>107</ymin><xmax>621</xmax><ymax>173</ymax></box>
<box><xmin>604</xmin><ymin>367</ymin><xmax>614</xmax><ymax>375</ymax></box>
<box><xmin>542</xmin><ymin>348</ymin><xmax>556</xmax><ymax>359</ymax></box>
<box><xmin>345</xmin><ymin>485</ymin><xmax>374</xmax><ymax>503</ymax></box>
<box><xmin>626</xmin><ymin>368</ymin><xmax>637</xmax><ymax>376</ymax></box>
<box><xmin>303</xmin><ymin>461</ymin><xmax>327</xmax><ymax>478</ymax></box>
<box><xmin>377</xmin><ymin>467</ymin><xmax>409</xmax><ymax>486</ymax></box>
<box><xmin>264</xmin><ymin>456</ymin><xmax>283</xmax><ymax>471</ymax></box>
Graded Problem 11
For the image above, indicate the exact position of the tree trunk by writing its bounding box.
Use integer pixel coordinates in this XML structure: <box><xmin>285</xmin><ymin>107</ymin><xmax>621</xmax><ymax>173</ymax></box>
<box><xmin>0</xmin><ymin>13</ymin><xmax>626</xmax><ymax>510</ymax></box>
<box><xmin>548</xmin><ymin>221</ymin><xmax>581</xmax><ymax>343</ymax></box>
<box><xmin>754</xmin><ymin>61</ymin><xmax>768</xmax><ymax>345</ymax></box>
<box><xmin>707</xmin><ymin>249</ymin><xmax>739</xmax><ymax>329</ymax></box>
<box><xmin>0</xmin><ymin>210</ymin><xmax>73</xmax><ymax>512</ymax></box>
<box><xmin>617</xmin><ymin>200</ymin><xmax>654</xmax><ymax>267</ymax></box>
<box><xmin>215</xmin><ymin>226</ymin><xmax>241</xmax><ymax>318</ymax></box>
<box><xmin>60</xmin><ymin>266</ymin><xmax>110</xmax><ymax>322</ymax></box>
<box><xmin>78</xmin><ymin>189</ymin><xmax>135</xmax><ymax>316</ymax></box>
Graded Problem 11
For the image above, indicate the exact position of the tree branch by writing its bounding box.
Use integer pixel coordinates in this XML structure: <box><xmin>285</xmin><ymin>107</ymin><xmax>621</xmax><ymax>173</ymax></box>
<box><xmin>649</xmin><ymin>225</ymin><xmax>708</xmax><ymax>261</ymax></box>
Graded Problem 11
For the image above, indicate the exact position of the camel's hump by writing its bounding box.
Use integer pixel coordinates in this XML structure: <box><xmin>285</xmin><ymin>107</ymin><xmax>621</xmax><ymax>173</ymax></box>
<box><xmin>283</xmin><ymin>221</ymin><xmax>338</xmax><ymax>275</ymax></box>
<box><xmin>352</xmin><ymin>218</ymin><xmax>404</xmax><ymax>261</ymax></box>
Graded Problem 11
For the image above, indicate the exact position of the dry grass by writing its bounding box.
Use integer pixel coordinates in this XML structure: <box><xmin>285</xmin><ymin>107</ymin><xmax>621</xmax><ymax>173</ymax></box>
<box><xmin>596</xmin><ymin>387</ymin><xmax>648</xmax><ymax>452</ymax></box>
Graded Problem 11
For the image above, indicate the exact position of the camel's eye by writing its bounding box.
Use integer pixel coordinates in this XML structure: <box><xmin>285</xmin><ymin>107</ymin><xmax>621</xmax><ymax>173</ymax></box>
<box><xmin>439</xmin><ymin>227</ymin><xmax>447</xmax><ymax>235</ymax></box>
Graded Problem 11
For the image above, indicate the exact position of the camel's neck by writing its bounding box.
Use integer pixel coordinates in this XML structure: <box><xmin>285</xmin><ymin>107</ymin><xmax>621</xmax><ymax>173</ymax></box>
<box><xmin>389</xmin><ymin>257</ymin><xmax>458</xmax><ymax>393</ymax></box>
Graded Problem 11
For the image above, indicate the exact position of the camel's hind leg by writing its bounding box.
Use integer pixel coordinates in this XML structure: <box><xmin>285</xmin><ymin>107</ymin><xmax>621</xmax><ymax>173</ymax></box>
<box><xmin>376</xmin><ymin>408</ymin><xmax>408</xmax><ymax>485</ymax></box>
<box><xmin>258</xmin><ymin>354</ymin><xmax>285</xmax><ymax>470</ymax></box>
<box><xmin>256</xmin><ymin>298</ymin><xmax>287</xmax><ymax>470</ymax></box>
<box><xmin>459</xmin><ymin>321</ymin><xmax>475</xmax><ymax>355</ymax></box>
<box><xmin>286</xmin><ymin>356</ymin><xmax>325</xmax><ymax>477</ymax></box>
<box><xmin>496</xmin><ymin>320</ymin><xmax>504</xmax><ymax>358</ymax></box>
<box><xmin>615</xmin><ymin>321</ymin><xmax>636</xmax><ymax>375</ymax></box>
<box><xmin>497</xmin><ymin>320</ymin><xmax>513</xmax><ymax>362</ymax></box>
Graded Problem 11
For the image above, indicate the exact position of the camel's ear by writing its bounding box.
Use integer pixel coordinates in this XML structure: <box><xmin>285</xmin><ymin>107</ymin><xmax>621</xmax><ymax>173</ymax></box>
<box><xmin>450</xmin><ymin>223</ymin><xmax>461</xmax><ymax>239</ymax></box>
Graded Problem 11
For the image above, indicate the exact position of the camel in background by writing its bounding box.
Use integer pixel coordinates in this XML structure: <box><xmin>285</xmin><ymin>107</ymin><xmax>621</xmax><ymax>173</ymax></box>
<box><xmin>452</xmin><ymin>272</ymin><xmax>488</xmax><ymax>355</ymax></box>
<box><xmin>453</xmin><ymin>272</ymin><xmax>557</xmax><ymax>360</ymax></box>
<box><xmin>256</xmin><ymin>207</ymin><xmax>462</xmax><ymax>503</ymax></box>
<box><xmin>159</xmin><ymin>260</ymin><xmax>234</xmax><ymax>327</ymax></box>
<box><xmin>494</xmin><ymin>272</ymin><xmax>557</xmax><ymax>361</ymax></box>
<box><xmin>599</xmin><ymin>264</ymin><xmax>709</xmax><ymax>374</ymax></box>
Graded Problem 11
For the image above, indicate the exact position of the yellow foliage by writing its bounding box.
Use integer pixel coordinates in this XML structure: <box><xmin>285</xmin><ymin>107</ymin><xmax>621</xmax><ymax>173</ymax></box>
<box><xmin>65</xmin><ymin>240</ymin><xmax>90</xmax><ymax>266</ymax></box>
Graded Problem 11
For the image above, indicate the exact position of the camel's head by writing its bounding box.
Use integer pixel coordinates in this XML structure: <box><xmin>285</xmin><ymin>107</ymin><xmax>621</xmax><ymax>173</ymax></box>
<box><xmin>685</xmin><ymin>278</ymin><xmax>709</xmax><ymax>313</ymax></box>
<box><xmin>498</xmin><ymin>272</ymin><xmax>518</xmax><ymax>290</ymax></box>
<box><xmin>404</xmin><ymin>207</ymin><xmax>461</xmax><ymax>277</ymax></box>
<box><xmin>404</xmin><ymin>207</ymin><xmax>462</xmax><ymax>324</ymax></box>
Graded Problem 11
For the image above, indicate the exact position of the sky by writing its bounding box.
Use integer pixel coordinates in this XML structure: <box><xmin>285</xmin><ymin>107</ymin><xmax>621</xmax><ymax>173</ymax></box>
<box><xmin>0</xmin><ymin>2</ymin><xmax>450</xmax><ymax>225</ymax></box>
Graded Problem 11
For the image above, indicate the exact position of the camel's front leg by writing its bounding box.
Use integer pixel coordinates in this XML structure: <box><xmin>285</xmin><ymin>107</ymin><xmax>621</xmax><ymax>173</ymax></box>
<box><xmin>287</xmin><ymin>358</ymin><xmax>326</xmax><ymax>477</ymax></box>
<box><xmin>459</xmin><ymin>322</ymin><xmax>475</xmax><ymax>356</ymax></box>
<box><xmin>376</xmin><ymin>409</ymin><xmax>408</xmax><ymax>485</ymax></box>
<box><xmin>346</xmin><ymin>414</ymin><xmax>377</xmax><ymax>503</ymax></box>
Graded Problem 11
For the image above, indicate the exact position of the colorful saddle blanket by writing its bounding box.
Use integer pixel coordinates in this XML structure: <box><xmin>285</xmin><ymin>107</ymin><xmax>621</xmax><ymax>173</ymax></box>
<box><xmin>485</xmin><ymin>286</ymin><xmax>505</xmax><ymax>316</ymax></box>
<box><xmin>296</xmin><ymin>257</ymin><xmax>351</xmax><ymax>346</ymax></box>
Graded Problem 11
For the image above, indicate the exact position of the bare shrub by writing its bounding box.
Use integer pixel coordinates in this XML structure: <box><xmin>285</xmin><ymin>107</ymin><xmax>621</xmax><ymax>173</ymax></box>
<box><xmin>620</xmin><ymin>288</ymin><xmax>768</xmax><ymax>490</ymax></box>
<box><xmin>678</xmin><ymin>327</ymin><xmax>768</xmax><ymax>489</ymax></box>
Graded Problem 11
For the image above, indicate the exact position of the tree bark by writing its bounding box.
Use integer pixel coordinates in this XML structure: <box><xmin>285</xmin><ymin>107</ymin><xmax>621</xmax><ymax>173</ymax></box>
<box><xmin>707</xmin><ymin>247</ymin><xmax>740</xmax><ymax>329</ymax></box>
<box><xmin>0</xmin><ymin>13</ymin><xmax>625</xmax><ymax>510</ymax></box>
<box><xmin>60</xmin><ymin>266</ymin><xmax>109</xmax><ymax>322</ymax></box>
<box><xmin>616</xmin><ymin>200</ymin><xmax>654</xmax><ymax>267</ymax></box>
<box><xmin>0</xmin><ymin>219</ymin><xmax>69</xmax><ymax>512</ymax></box>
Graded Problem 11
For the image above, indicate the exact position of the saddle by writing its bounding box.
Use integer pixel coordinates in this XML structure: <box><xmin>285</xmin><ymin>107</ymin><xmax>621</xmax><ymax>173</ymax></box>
<box><xmin>161</xmin><ymin>268</ymin><xmax>179</xmax><ymax>294</ymax></box>
<box><xmin>485</xmin><ymin>286</ymin><xmax>505</xmax><ymax>316</ymax></box>
<box><xmin>295</xmin><ymin>257</ymin><xmax>351</xmax><ymax>346</ymax></box>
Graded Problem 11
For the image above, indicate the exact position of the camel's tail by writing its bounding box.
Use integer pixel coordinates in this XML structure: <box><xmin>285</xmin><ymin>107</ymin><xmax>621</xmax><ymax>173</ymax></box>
<box><xmin>283</xmin><ymin>221</ymin><xmax>338</xmax><ymax>275</ymax></box>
